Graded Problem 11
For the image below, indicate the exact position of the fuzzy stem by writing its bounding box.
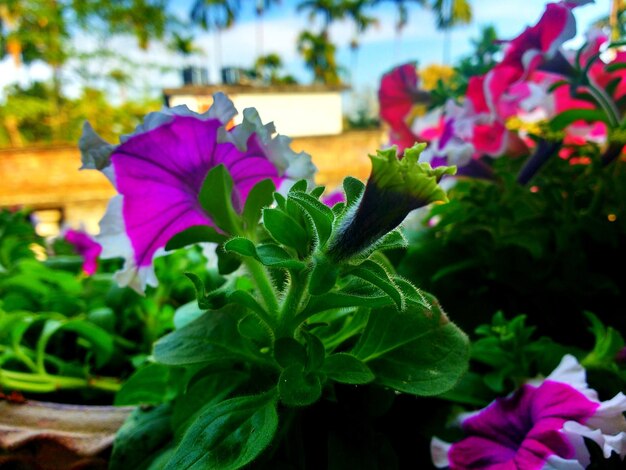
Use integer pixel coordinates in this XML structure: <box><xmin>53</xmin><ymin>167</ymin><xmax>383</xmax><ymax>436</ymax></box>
<box><xmin>243</xmin><ymin>258</ymin><xmax>280</xmax><ymax>316</ymax></box>
<box><xmin>278</xmin><ymin>270</ymin><xmax>309</xmax><ymax>336</ymax></box>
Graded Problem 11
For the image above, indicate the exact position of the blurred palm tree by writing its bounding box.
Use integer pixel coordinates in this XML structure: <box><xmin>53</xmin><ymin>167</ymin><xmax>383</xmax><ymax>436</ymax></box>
<box><xmin>0</xmin><ymin>0</ymin><xmax>26</xmax><ymax>67</ymax></box>
<box><xmin>254</xmin><ymin>52</ymin><xmax>296</xmax><ymax>84</ymax></box>
<box><xmin>344</xmin><ymin>0</ymin><xmax>378</xmax><ymax>62</ymax></box>
<box><xmin>297</xmin><ymin>29</ymin><xmax>342</xmax><ymax>84</ymax></box>
<box><xmin>190</xmin><ymin>0</ymin><xmax>241</xmax><ymax>83</ymax></box>
<box><xmin>254</xmin><ymin>0</ymin><xmax>281</xmax><ymax>61</ymax></box>
<box><xmin>297</xmin><ymin>0</ymin><xmax>347</xmax><ymax>32</ymax></box>
<box><xmin>169</xmin><ymin>32</ymin><xmax>203</xmax><ymax>63</ymax></box>
<box><xmin>296</xmin><ymin>0</ymin><xmax>378</xmax><ymax>85</ymax></box>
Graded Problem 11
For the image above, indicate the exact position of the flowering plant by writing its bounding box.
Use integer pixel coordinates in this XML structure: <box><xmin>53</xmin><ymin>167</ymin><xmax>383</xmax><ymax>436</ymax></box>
<box><xmin>78</xmin><ymin>93</ymin><xmax>470</xmax><ymax>468</ymax></box>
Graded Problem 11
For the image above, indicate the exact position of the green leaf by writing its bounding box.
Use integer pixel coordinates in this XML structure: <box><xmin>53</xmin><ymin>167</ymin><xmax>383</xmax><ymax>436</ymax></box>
<box><xmin>289</xmin><ymin>192</ymin><xmax>335</xmax><ymax>247</ymax></box>
<box><xmin>115</xmin><ymin>364</ymin><xmax>178</xmax><ymax>406</ymax></box>
<box><xmin>199</xmin><ymin>164</ymin><xmax>241</xmax><ymax>234</ymax></box>
<box><xmin>302</xmin><ymin>291</ymin><xmax>391</xmax><ymax>317</ymax></box>
<box><xmin>606</xmin><ymin>62</ymin><xmax>626</xmax><ymax>73</ymax></box>
<box><xmin>165</xmin><ymin>225</ymin><xmax>226</xmax><ymax>251</ymax></box>
<box><xmin>165</xmin><ymin>392</ymin><xmax>278</xmax><ymax>470</ymax></box>
<box><xmin>225</xmin><ymin>238</ymin><xmax>306</xmax><ymax>269</ymax></box>
<box><xmin>172</xmin><ymin>368</ymin><xmax>248</xmax><ymax>435</ymax></box>
<box><xmin>322</xmin><ymin>353</ymin><xmax>374</xmax><ymax>384</ymax></box>
<box><xmin>153</xmin><ymin>307</ymin><xmax>260</xmax><ymax>366</ymax></box>
<box><xmin>224</xmin><ymin>237</ymin><xmax>257</xmax><ymax>258</ymax></box>
<box><xmin>343</xmin><ymin>177</ymin><xmax>365</xmax><ymax>207</ymax></box>
<box><xmin>547</xmin><ymin>80</ymin><xmax>569</xmax><ymax>93</ymax></box>
<box><xmin>274</xmin><ymin>337</ymin><xmax>307</xmax><ymax>368</ymax></box>
<box><xmin>278</xmin><ymin>365</ymin><xmax>322</xmax><ymax>407</ymax></box>
<box><xmin>110</xmin><ymin>404</ymin><xmax>173</xmax><ymax>470</ymax></box>
<box><xmin>375</xmin><ymin>230</ymin><xmax>408</xmax><ymax>252</ymax></box>
<box><xmin>217</xmin><ymin>249</ymin><xmax>241</xmax><ymax>274</ymax></box>
<box><xmin>310</xmin><ymin>186</ymin><xmax>325</xmax><ymax>198</ymax></box>
<box><xmin>273</xmin><ymin>192</ymin><xmax>287</xmax><ymax>210</ymax></box>
<box><xmin>309</xmin><ymin>308</ymin><xmax>370</xmax><ymax>352</ymax></box>
<box><xmin>549</xmin><ymin>109</ymin><xmax>610</xmax><ymax>131</ymax></box>
<box><xmin>173</xmin><ymin>300</ymin><xmax>206</xmax><ymax>329</ymax></box>
<box><xmin>238</xmin><ymin>315</ymin><xmax>272</xmax><ymax>344</ymax></box>
<box><xmin>349</xmin><ymin>260</ymin><xmax>404</xmax><ymax>310</ymax></box>
<box><xmin>582</xmin><ymin>311</ymin><xmax>625</xmax><ymax>370</ymax></box>
<box><xmin>262</xmin><ymin>208</ymin><xmax>309</xmax><ymax>253</ymax></box>
<box><xmin>289</xmin><ymin>180</ymin><xmax>308</xmax><ymax>193</ymax></box>
<box><xmin>352</xmin><ymin>303</ymin><xmax>469</xmax><ymax>396</ymax></box>
<box><xmin>255</xmin><ymin>244</ymin><xmax>306</xmax><ymax>269</ymax></box>
<box><xmin>332</xmin><ymin>202</ymin><xmax>346</xmax><ymax>216</ymax></box>
<box><xmin>309</xmin><ymin>255</ymin><xmax>338</xmax><ymax>295</ymax></box>
<box><xmin>37</xmin><ymin>319</ymin><xmax>113</xmax><ymax>369</ymax></box>
<box><xmin>303</xmin><ymin>331</ymin><xmax>325</xmax><ymax>371</ymax></box>
<box><xmin>184</xmin><ymin>273</ymin><xmax>228</xmax><ymax>310</ymax></box>
<box><xmin>242</xmin><ymin>179</ymin><xmax>276</xmax><ymax>232</ymax></box>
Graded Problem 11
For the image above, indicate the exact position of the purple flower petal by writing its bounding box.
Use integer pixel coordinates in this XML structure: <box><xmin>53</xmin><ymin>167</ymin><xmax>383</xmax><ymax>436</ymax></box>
<box><xmin>111</xmin><ymin>115</ymin><xmax>283</xmax><ymax>269</ymax></box>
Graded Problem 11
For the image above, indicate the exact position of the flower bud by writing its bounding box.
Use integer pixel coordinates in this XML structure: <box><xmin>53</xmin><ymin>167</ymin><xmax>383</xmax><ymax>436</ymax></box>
<box><xmin>327</xmin><ymin>143</ymin><xmax>456</xmax><ymax>261</ymax></box>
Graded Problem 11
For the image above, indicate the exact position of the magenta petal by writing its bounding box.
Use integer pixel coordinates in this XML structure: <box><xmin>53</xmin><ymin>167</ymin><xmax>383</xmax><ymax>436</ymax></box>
<box><xmin>322</xmin><ymin>191</ymin><xmax>346</xmax><ymax>207</ymax></box>
<box><xmin>449</xmin><ymin>435</ymin><xmax>518</xmax><ymax>468</ymax></box>
<box><xmin>111</xmin><ymin>116</ymin><xmax>282</xmax><ymax>268</ymax></box>
<box><xmin>378</xmin><ymin>63</ymin><xmax>421</xmax><ymax>151</ymax></box>
<box><xmin>448</xmin><ymin>381</ymin><xmax>598</xmax><ymax>469</ymax></box>
<box><xmin>64</xmin><ymin>229</ymin><xmax>102</xmax><ymax>276</ymax></box>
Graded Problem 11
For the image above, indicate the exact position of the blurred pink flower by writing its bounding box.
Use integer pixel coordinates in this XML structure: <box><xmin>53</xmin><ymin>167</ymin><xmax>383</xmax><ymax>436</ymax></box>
<box><xmin>498</xmin><ymin>1</ymin><xmax>586</xmax><ymax>81</ymax></box>
<box><xmin>64</xmin><ymin>228</ymin><xmax>102</xmax><ymax>276</ymax></box>
<box><xmin>378</xmin><ymin>63</ymin><xmax>431</xmax><ymax>152</ymax></box>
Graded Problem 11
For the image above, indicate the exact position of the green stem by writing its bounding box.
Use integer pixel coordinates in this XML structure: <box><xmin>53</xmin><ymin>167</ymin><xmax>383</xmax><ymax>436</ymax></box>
<box><xmin>0</xmin><ymin>369</ymin><xmax>122</xmax><ymax>393</ymax></box>
<box><xmin>278</xmin><ymin>270</ymin><xmax>308</xmax><ymax>336</ymax></box>
<box><xmin>243</xmin><ymin>259</ymin><xmax>280</xmax><ymax>316</ymax></box>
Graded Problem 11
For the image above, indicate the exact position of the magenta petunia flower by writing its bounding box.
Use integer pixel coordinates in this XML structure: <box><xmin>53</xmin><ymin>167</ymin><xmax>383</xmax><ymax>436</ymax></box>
<box><xmin>64</xmin><ymin>228</ymin><xmax>102</xmax><ymax>276</ymax></box>
<box><xmin>378</xmin><ymin>63</ymin><xmax>432</xmax><ymax>153</ymax></box>
<box><xmin>432</xmin><ymin>355</ymin><xmax>626</xmax><ymax>469</ymax></box>
<box><xmin>497</xmin><ymin>1</ymin><xmax>587</xmax><ymax>82</ymax></box>
<box><xmin>80</xmin><ymin>93</ymin><xmax>316</xmax><ymax>293</ymax></box>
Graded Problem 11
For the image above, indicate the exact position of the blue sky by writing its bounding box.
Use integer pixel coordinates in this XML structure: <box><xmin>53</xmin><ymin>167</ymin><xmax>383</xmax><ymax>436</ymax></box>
<box><xmin>0</xmin><ymin>0</ymin><xmax>613</xmax><ymax>101</ymax></box>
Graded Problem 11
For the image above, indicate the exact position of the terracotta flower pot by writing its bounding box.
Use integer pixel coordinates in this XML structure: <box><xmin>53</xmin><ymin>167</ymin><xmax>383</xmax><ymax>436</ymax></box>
<box><xmin>0</xmin><ymin>399</ymin><xmax>133</xmax><ymax>470</ymax></box>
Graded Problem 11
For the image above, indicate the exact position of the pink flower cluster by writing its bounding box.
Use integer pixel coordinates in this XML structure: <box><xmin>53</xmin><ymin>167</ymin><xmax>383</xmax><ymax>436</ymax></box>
<box><xmin>379</xmin><ymin>1</ymin><xmax>626</xmax><ymax>171</ymax></box>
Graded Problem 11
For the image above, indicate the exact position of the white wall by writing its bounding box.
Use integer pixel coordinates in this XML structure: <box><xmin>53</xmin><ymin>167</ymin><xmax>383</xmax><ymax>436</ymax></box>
<box><xmin>168</xmin><ymin>91</ymin><xmax>344</xmax><ymax>137</ymax></box>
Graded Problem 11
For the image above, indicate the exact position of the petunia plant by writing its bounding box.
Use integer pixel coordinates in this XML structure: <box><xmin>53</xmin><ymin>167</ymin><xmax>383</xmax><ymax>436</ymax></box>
<box><xmin>79</xmin><ymin>94</ymin><xmax>470</xmax><ymax>468</ymax></box>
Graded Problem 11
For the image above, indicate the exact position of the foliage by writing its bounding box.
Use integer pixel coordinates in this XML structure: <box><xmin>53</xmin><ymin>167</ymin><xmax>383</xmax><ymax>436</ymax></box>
<box><xmin>0</xmin><ymin>208</ymin><xmax>214</xmax><ymax>401</ymax></box>
<box><xmin>0</xmin><ymin>83</ymin><xmax>160</xmax><ymax>147</ymax></box>
<box><xmin>397</xmin><ymin>156</ymin><xmax>626</xmax><ymax>345</ymax></box>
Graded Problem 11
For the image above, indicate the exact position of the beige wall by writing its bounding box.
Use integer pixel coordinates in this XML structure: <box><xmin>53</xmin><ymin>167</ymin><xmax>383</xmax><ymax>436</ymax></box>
<box><xmin>0</xmin><ymin>129</ymin><xmax>383</xmax><ymax>235</ymax></box>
